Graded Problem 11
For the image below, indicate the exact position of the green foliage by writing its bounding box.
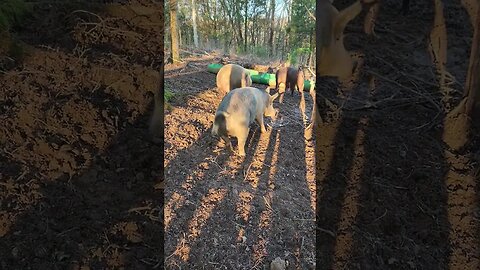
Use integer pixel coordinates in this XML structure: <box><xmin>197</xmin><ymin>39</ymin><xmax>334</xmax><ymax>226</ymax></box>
<box><xmin>0</xmin><ymin>0</ymin><xmax>28</xmax><ymax>31</ymax></box>
<box><xmin>164</xmin><ymin>89</ymin><xmax>174</xmax><ymax>103</ymax></box>
<box><xmin>288</xmin><ymin>47</ymin><xmax>311</xmax><ymax>65</ymax></box>
<box><xmin>164</xmin><ymin>88</ymin><xmax>174</xmax><ymax>111</ymax></box>
<box><xmin>289</xmin><ymin>0</ymin><xmax>315</xmax><ymax>48</ymax></box>
<box><xmin>287</xmin><ymin>52</ymin><xmax>294</xmax><ymax>65</ymax></box>
<box><xmin>252</xmin><ymin>45</ymin><xmax>268</xmax><ymax>58</ymax></box>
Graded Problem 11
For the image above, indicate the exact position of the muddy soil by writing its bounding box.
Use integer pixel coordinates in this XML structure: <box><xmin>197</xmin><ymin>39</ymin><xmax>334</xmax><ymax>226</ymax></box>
<box><xmin>1</xmin><ymin>1</ymin><xmax>164</xmax><ymax>269</ymax></box>
<box><xmin>315</xmin><ymin>0</ymin><xmax>479</xmax><ymax>269</ymax></box>
<box><xmin>163</xmin><ymin>56</ymin><xmax>316</xmax><ymax>269</ymax></box>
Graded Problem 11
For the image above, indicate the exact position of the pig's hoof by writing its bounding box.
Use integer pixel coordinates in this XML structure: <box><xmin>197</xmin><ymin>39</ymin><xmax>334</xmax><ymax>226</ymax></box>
<box><xmin>237</xmin><ymin>151</ymin><xmax>246</xmax><ymax>156</ymax></box>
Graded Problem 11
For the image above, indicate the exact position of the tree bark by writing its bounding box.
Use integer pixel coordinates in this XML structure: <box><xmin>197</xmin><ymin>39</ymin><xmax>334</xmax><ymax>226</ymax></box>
<box><xmin>219</xmin><ymin>0</ymin><xmax>238</xmax><ymax>48</ymax></box>
<box><xmin>192</xmin><ymin>0</ymin><xmax>199</xmax><ymax>47</ymax></box>
<box><xmin>213</xmin><ymin>0</ymin><xmax>218</xmax><ymax>47</ymax></box>
<box><xmin>237</xmin><ymin>2</ymin><xmax>244</xmax><ymax>48</ymax></box>
<box><xmin>169</xmin><ymin>0</ymin><xmax>180</xmax><ymax>62</ymax></box>
<box><xmin>244</xmin><ymin>0</ymin><xmax>248</xmax><ymax>52</ymax></box>
<box><xmin>269</xmin><ymin>0</ymin><xmax>275</xmax><ymax>57</ymax></box>
<box><xmin>251</xmin><ymin>14</ymin><xmax>256</xmax><ymax>47</ymax></box>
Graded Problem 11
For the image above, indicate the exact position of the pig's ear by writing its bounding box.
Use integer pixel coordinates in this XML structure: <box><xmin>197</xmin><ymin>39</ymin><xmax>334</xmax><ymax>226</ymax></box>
<box><xmin>271</xmin><ymin>93</ymin><xmax>279</xmax><ymax>101</ymax></box>
<box><xmin>265</xmin><ymin>86</ymin><xmax>270</xmax><ymax>93</ymax></box>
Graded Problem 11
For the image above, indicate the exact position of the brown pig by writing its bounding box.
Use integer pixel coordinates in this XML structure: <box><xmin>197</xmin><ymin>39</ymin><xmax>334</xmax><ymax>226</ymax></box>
<box><xmin>216</xmin><ymin>64</ymin><xmax>252</xmax><ymax>95</ymax></box>
<box><xmin>287</xmin><ymin>66</ymin><xmax>305</xmax><ymax>97</ymax></box>
<box><xmin>211</xmin><ymin>87</ymin><xmax>279</xmax><ymax>156</ymax></box>
<box><xmin>275</xmin><ymin>66</ymin><xmax>304</xmax><ymax>102</ymax></box>
<box><xmin>275</xmin><ymin>67</ymin><xmax>288</xmax><ymax>103</ymax></box>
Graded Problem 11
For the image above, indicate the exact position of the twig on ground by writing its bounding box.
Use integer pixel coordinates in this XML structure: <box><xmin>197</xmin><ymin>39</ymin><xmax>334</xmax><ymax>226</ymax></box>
<box><xmin>294</xmin><ymin>218</ymin><xmax>315</xmax><ymax>221</ymax></box>
<box><xmin>367</xmin><ymin>70</ymin><xmax>443</xmax><ymax>112</ymax></box>
<box><xmin>317</xmin><ymin>227</ymin><xmax>336</xmax><ymax>237</ymax></box>
<box><xmin>180</xmin><ymin>48</ymin><xmax>209</xmax><ymax>57</ymax></box>
<box><xmin>127</xmin><ymin>206</ymin><xmax>151</xmax><ymax>213</ymax></box>
<box><xmin>243</xmin><ymin>162</ymin><xmax>254</xmax><ymax>181</ymax></box>
<box><xmin>372</xmin><ymin>181</ymin><xmax>408</xmax><ymax>190</ymax></box>
<box><xmin>374</xmin><ymin>25</ymin><xmax>411</xmax><ymax>43</ymax></box>
<box><xmin>370</xmin><ymin>209</ymin><xmax>388</xmax><ymax>224</ymax></box>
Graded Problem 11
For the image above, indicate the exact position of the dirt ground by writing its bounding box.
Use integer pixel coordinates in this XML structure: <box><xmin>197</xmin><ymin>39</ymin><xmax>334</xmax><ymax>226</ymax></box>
<box><xmin>163</xmin><ymin>56</ymin><xmax>316</xmax><ymax>269</ymax></box>
<box><xmin>1</xmin><ymin>1</ymin><xmax>164</xmax><ymax>269</ymax></box>
<box><xmin>315</xmin><ymin>0</ymin><xmax>479</xmax><ymax>269</ymax></box>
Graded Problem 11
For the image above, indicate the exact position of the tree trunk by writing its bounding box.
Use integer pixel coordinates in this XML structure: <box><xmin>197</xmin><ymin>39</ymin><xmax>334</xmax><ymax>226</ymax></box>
<box><xmin>214</xmin><ymin>0</ymin><xmax>217</xmax><ymax>47</ymax></box>
<box><xmin>219</xmin><ymin>0</ymin><xmax>238</xmax><ymax>49</ymax></box>
<box><xmin>308</xmin><ymin>29</ymin><xmax>314</xmax><ymax>67</ymax></box>
<box><xmin>269</xmin><ymin>0</ymin><xmax>275</xmax><ymax>57</ymax></box>
<box><xmin>244</xmin><ymin>0</ymin><xmax>248</xmax><ymax>52</ymax></box>
<box><xmin>465</xmin><ymin>5</ymin><xmax>480</xmax><ymax>116</ymax></box>
<box><xmin>237</xmin><ymin>2</ymin><xmax>244</xmax><ymax>48</ymax></box>
<box><xmin>169</xmin><ymin>0</ymin><xmax>180</xmax><ymax>62</ymax></box>
<box><xmin>192</xmin><ymin>0</ymin><xmax>199</xmax><ymax>47</ymax></box>
<box><xmin>178</xmin><ymin>27</ymin><xmax>182</xmax><ymax>46</ymax></box>
<box><xmin>251</xmin><ymin>15</ymin><xmax>256</xmax><ymax>47</ymax></box>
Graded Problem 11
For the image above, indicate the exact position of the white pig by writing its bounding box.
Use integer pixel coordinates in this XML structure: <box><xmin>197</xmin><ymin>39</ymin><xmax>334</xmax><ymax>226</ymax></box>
<box><xmin>211</xmin><ymin>87</ymin><xmax>279</xmax><ymax>156</ymax></box>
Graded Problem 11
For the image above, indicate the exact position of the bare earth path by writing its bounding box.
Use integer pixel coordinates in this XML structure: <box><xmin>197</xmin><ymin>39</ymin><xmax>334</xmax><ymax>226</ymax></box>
<box><xmin>163</xmin><ymin>57</ymin><xmax>316</xmax><ymax>269</ymax></box>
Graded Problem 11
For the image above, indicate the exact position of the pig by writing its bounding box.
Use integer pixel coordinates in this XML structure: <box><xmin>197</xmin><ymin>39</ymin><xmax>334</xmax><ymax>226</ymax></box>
<box><xmin>275</xmin><ymin>66</ymin><xmax>304</xmax><ymax>102</ymax></box>
<box><xmin>216</xmin><ymin>64</ymin><xmax>252</xmax><ymax>95</ymax></box>
<box><xmin>211</xmin><ymin>87</ymin><xmax>279</xmax><ymax>156</ymax></box>
<box><xmin>287</xmin><ymin>66</ymin><xmax>305</xmax><ymax>97</ymax></box>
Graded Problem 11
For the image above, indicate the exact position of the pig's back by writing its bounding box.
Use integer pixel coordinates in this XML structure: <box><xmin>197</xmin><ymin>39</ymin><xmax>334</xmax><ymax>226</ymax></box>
<box><xmin>217</xmin><ymin>88</ymin><xmax>257</xmax><ymax>123</ymax></box>
<box><xmin>276</xmin><ymin>67</ymin><xmax>288</xmax><ymax>87</ymax></box>
<box><xmin>287</xmin><ymin>67</ymin><xmax>298</xmax><ymax>81</ymax></box>
<box><xmin>216</xmin><ymin>64</ymin><xmax>246</xmax><ymax>94</ymax></box>
<box><xmin>229</xmin><ymin>65</ymin><xmax>247</xmax><ymax>89</ymax></box>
